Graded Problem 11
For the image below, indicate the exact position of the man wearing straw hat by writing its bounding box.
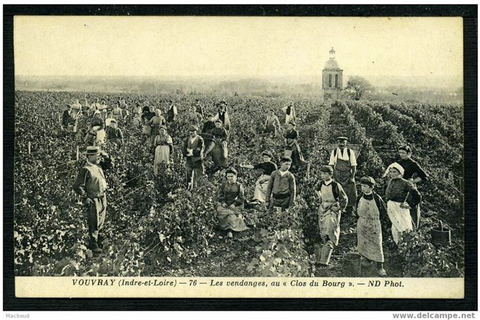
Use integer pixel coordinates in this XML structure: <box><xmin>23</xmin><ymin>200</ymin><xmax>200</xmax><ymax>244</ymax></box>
<box><xmin>73</xmin><ymin>146</ymin><xmax>111</xmax><ymax>254</ymax></box>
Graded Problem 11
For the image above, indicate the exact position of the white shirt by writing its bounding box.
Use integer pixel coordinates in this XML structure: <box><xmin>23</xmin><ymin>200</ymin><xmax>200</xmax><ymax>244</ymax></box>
<box><xmin>329</xmin><ymin>147</ymin><xmax>357</xmax><ymax>166</ymax></box>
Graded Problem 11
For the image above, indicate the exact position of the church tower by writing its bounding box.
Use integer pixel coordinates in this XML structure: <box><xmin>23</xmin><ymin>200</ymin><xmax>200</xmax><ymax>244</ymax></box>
<box><xmin>322</xmin><ymin>47</ymin><xmax>343</xmax><ymax>101</ymax></box>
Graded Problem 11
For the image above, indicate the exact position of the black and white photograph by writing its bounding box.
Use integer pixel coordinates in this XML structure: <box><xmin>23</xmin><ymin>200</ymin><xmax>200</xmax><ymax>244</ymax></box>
<box><xmin>7</xmin><ymin>6</ymin><xmax>473</xmax><ymax>303</ymax></box>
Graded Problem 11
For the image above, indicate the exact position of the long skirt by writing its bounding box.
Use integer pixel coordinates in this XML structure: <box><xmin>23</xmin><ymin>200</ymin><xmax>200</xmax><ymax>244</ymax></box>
<box><xmin>154</xmin><ymin>145</ymin><xmax>170</xmax><ymax>175</ymax></box>
<box><xmin>216</xmin><ymin>205</ymin><xmax>249</xmax><ymax>232</ymax></box>
<box><xmin>318</xmin><ymin>204</ymin><xmax>341</xmax><ymax>246</ymax></box>
<box><xmin>210</xmin><ymin>142</ymin><xmax>227</xmax><ymax>168</ymax></box>
<box><xmin>284</xmin><ymin>142</ymin><xmax>306</xmax><ymax>168</ymax></box>
<box><xmin>253</xmin><ymin>174</ymin><xmax>270</xmax><ymax>202</ymax></box>
<box><xmin>386</xmin><ymin>201</ymin><xmax>413</xmax><ymax>244</ymax></box>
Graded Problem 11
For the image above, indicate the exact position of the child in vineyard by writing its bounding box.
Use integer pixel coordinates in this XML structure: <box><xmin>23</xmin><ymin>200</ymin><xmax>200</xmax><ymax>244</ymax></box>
<box><xmin>216</xmin><ymin>167</ymin><xmax>249</xmax><ymax>239</ymax></box>
<box><xmin>355</xmin><ymin>176</ymin><xmax>387</xmax><ymax>276</ymax></box>
<box><xmin>315</xmin><ymin>165</ymin><xmax>347</xmax><ymax>267</ymax></box>
<box><xmin>240</xmin><ymin>150</ymin><xmax>277</xmax><ymax>205</ymax></box>
<box><xmin>265</xmin><ymin>156</ymin><xmax>296</xmax><ymax>212</ymax></box>
<box><xmin>384</xmin><ymin>163</ymin><xmax>421</xmax><ymax>244</ymax></box>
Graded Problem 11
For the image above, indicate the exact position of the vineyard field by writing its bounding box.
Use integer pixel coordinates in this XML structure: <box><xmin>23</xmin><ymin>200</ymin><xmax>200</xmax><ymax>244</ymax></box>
<box><xmin>13</xmin><ymin>91</ymin><xmax>464</xmax><ymax>278</ymax></box>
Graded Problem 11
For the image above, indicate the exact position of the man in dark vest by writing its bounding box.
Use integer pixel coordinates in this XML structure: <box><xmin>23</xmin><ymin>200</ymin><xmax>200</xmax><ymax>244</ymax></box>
<box><xmin>329</xmin><ymin>136</ymin><xmax>357</xmax><ymax>215</ymax></box>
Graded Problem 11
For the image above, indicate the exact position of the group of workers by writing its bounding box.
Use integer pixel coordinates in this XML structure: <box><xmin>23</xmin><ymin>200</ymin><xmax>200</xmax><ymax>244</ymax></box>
<box><xmin>68</xmin><ymin>97</ymin><xmax>427</xmax><ymax>277</ymax></box>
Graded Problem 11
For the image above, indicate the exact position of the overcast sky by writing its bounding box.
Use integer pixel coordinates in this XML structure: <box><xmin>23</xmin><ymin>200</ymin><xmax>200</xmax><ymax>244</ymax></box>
<box><xmin>14</xmin><ymin>16</ymin><xmax>463</xmax><ymax>82</ymax></box>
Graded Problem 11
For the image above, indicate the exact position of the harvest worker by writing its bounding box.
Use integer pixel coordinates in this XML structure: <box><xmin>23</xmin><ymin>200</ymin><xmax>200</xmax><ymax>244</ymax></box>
<box><xmin>183</xmin><ymin>125</ymin><xmax>205</xmax><ymax>190</ymax></box>
<box><xmin>315</xmin><ymin>165</ymin><xmax>348</xmax><ymax>267</ymax></box>
<box><xmin>283</xmin><ymin>121</ymin><xmax>307</xmax><ymax>171</ymax></box>
<box><xmin>204</xmin><ymin>119</ymin><xmax>228</xmax><ymax>175</ymax></box>
<box><xmin>149</xmin><ymin>109</ymin><xmax>167</xmax><ymax>144</ymax></box>
<box><xmin>329</xmin><ymin>136</ymin><xmax>357</xmax><ymax>215</ymax></box>
<box><xmin>212</xmin><ymin>100</ymin><xmax>231</xmax><ymax>130</ymax></box>
<box><xmin>240</xmin><ymin>150</ymin><xmax>277</xmax><ymax>205</ymax></box>
<box><xmin>61</xmin><ymin>105</ymin><xmax>75</xmax><ymax>132</ymax></box>
<box><xmin>265</xmin><ymin>156</ymin><xmax>296</xmax><ymax>212</ymax></box>
<box><xmin>166</xmin><ymin>100</ymin><xmax>178</xmax><ymax>123</ymax></box>
<box><xmin>282</xmin><ymin>101</ymin><xmax>296</xmax><ymax>124</ymax></box>
<box><xmin>396</xmin><ymin>145</ymin><xmax>428</xmax><ymax>228</ymax></box>
<box><xmin>264</xmin><ymin>109</ymin><xmax>281</xmax><ymax>136</ymax></box>
<box><xmin>384</xmin><ymin>163</ymin><xmax>421</xmax><ymax>244</ymax></box>
<box><xmin>105</xmin><ymin>119</ymin><xmax>124</xmax><ymax>147</ymax></box>
<box><xmin>355</xmin><ymin>176</ymin><xmax>387</xmax><ymax>276</ymax></box>
<box><xmin>90</xmin><ymin>110</ymin><xmax>105</xmax><ymax>130</ymax></box>
<box><xmin>73</xmin><ymin>146</ymin><xmax>112</xmax><ymax>254</ymax></box>
<box><xmin>216</xmin><ymin>167</ymin><xmax>249</xmax><ymax>239</ymax></box>
<box><xmin>153</xmin><ymin>126</ymin><xmax>173</xmax><ymax>176</ymax></box>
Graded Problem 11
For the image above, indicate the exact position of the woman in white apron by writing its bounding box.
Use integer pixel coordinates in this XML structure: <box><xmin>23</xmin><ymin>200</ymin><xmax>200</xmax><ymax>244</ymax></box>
<box><xmin>240</xmin><ymin>150</ymin><xmax>277</xmax><ymax>204</ymax></box>
<box><xmin>384</xmin><ymin>163</ymin><xmax>421</xmax><ymax>244</ymax></box>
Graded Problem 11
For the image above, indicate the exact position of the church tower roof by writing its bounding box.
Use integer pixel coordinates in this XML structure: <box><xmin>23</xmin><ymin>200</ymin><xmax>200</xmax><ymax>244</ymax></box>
<box><xmin>323</xmin><ymin>47</ymin><xmax>342</xmax><ymax>70</ymax></box>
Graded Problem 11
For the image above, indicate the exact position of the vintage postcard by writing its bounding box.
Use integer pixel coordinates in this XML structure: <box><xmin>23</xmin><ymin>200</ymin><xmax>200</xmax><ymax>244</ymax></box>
<box><xmin>12</xmin><ymin>13</ymin><xmax>466</xmax><ymax>299</ymax></box>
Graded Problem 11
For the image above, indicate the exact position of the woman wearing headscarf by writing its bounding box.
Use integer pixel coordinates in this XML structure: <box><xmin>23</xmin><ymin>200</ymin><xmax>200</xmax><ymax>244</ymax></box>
<box><xmin>240</xmin><ymin>150</ymin><xmax>277</xmax><ymax>204</ymax></box>
<box><xmin>283</xmin><ymin>121</ymin><xmax>307</xmax><ymax>170</ymax></box>
<box><xmin>384</xmin><ymin>162</ymin><xmax>421</xmax><ymax>244</ymax></box>
<box><xmin>216</xmin><ymin>168</ymin><xmax>249</xmax><ymax>239</ymax></box>
<box><xmin>153</xmin><ymin>126</ymin><xmax>173</xmax><ymax>176</ymax></box>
